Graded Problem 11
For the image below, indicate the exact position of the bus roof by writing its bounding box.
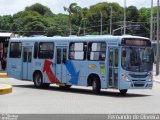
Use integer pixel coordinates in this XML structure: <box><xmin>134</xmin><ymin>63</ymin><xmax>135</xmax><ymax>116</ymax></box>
<box><xmin>10</xmin><ymin>35</ymin><xmax>149</xmax><ymax>43</ymax></box>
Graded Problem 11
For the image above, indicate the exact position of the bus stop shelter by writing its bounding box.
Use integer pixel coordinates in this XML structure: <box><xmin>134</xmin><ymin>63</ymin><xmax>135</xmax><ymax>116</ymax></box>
<box><xmin>0</xmin><ymin>32</ymin><xmax>15</xmax><ymax>71</ymax></box>
<box><xmin>0</xmin><ymin>32</ymin><xmax>14</xmax><ymax>58</ymax></box>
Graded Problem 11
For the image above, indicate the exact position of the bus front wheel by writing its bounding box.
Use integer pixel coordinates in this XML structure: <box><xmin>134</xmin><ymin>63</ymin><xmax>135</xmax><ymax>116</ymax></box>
<box><xmin>92</xmin><ymin>77</ymin><xmax>101</xmax><ymax>94</ymax></box>
<box><xmin>119</xmin><ymin>89</ymin><xmax>128</xmax><ymax>95</ymax></box>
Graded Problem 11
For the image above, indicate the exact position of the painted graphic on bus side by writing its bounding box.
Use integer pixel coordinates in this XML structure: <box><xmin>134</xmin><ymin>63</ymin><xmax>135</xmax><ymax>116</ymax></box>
<box><xmin>43</xmin><ymin>59</ymin><xmax>80</xmax><ymax>85</ymax></box>
<box><xmin>43</xmin><ymin>59</ymin><xmax>60</xmax><ymax>83</ymax></box>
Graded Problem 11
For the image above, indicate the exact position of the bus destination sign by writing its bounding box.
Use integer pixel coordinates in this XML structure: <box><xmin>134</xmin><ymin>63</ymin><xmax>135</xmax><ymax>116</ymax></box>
<box><xmin>122</xmin><ymin>39</ymin><xmax>151</xmax><ymax>46</ymax></box>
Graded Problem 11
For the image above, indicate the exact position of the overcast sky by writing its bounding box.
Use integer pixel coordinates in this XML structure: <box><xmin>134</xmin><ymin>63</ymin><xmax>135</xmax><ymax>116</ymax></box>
<box><xmin>0</xmin><ymin>0</ymin><xmax>157</xmax><ymax>15</ymax></box>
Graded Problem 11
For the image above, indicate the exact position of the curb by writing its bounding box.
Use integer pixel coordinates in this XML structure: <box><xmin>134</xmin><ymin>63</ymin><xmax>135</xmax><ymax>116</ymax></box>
<box><xmin>0</xmin><ymin>73</ymin><xmax>9</xmax><ymax>78</ymax></box>
<box><xmin>0</xmin><ymin>84</ymin><xmax>12</xmax><ymax>95</ymax></box>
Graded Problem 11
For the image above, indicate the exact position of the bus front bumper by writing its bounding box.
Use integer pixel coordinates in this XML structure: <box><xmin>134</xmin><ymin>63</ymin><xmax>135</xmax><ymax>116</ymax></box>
<box><xmin>119</xmin><ymin>81</ymin><xmax>153</xmax><ymax>90</ymax></box>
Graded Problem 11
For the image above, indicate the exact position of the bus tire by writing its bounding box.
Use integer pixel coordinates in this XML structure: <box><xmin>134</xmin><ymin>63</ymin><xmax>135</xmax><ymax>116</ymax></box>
<box><xmin>92</xmin><ymin>77</ymin><xmax>101</xmax><ymax>94</ymax></box>
<box><xmin>119</xmin><ymin>89</ymin><xmax>128</xmax><ymax>95</ymax></box>
<box><xmin>33</xmin><ymin>72</ymin><xmax>43</xmax><ymax>88</ymax></box>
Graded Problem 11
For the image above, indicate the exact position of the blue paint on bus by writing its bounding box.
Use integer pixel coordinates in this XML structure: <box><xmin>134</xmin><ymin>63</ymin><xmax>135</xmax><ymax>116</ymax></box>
<box><xmin>66</xmin><ymin>60</ymin><xmax>80</xmax><ymax>85</ymax></box>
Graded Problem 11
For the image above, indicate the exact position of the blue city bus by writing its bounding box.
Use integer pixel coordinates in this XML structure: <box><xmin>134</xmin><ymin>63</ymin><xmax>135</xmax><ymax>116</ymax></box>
<box><xmin>7</xmin><ymin>35</ymin><xmax>153</xmax><ymax>94</ymax></box>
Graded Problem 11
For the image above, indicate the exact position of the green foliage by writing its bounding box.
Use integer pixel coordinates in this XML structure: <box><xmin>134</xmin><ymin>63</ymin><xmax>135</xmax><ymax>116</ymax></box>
<box><xmin>64</xmin><ymin>3</ymin><xmax>82</xmax><ymax>35</ymax></box>
<box><xmin>0</xmin><ymin>15</ymin><xmax>13</xmax><ymax>30</ymax></box>
<box><xmin>25</xmin><ymin>3</ymin><xmax>54</xmax><ymax>16</ymax></box>
<box><xmin>126</xmin><ymin>6</ymin><xmax>139</xmax><ymax>22</ymax></box>
<box><xmin>139</xmin><ymin>7</ymin><xmax>150</xmax><ymax>22</ymax></box>
<box><xmin>0</xmin><ymin>2</ymin><xmax>157</xmax><ymax>37</ymax></box>
<box><xmin>45</xmin><ymin>14</ymin><xmax>68</xmax><ymax>36</ymax></box>
<box><xmin>23</xmin><ymin>21</ymin><xmax>46</xmax><ymax>36</ymax></box>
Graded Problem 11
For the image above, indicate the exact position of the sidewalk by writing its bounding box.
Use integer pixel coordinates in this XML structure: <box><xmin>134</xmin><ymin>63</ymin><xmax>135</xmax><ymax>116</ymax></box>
<box><xmin>153</xmin><ymin>72</ymin><xmax>160</xmax><ymax>84</ymax></box>
<box><xmin>0</xmin><ymin>73</ymin><xmax>8</xmax><ymax>78</ymax></box>
<box><xmin>0</xmin><ymin>84</ymin><xmax>12</xmax><ymax>95</ymax></box>
<box><xmin>0</xmin><ymin>71</ymin><xmax>12</xmax><ymax>95</ymax></box>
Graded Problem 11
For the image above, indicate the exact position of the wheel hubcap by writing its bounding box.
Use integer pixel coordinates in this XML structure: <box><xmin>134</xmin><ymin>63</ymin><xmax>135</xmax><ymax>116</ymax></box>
<box><xmin>93</xmin><ymin>81</ymin><xmax>96</xmax><ymax>90</ymax></box>
<box><xmin>36</xmin><ymin>76</ymin><xmax>41</xmax><ymax>86</ymax></box>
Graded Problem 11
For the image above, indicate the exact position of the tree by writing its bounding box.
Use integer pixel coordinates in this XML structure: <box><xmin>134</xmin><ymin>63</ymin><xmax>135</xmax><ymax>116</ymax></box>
<box><xmin>85</xmin><ymin>2</ymin><xmax>123</xmax><ymax>35</ymax></box>
<box><xmin>0</xmin><ymin>2</ymin><xmax>154</xmax><ymax>37</ymax></box>
<box><xmin>0</xmin><ymin>15</ymin><xmax>13</xmax><ymax>31</ymax></box>
<box><xmin>45</xmin><ymin>14</ymin><xmax>68</xmax><ymax>36</ymax></box>
<box><xmin>139</xmin><ymin>7</ymin><xmax>150</xmax><ymax>22</ymax></box>
<box><xmin>11</xmin><ymin>10</ymin><xmax>42</xmax><ymax>34</ymax></box>
<box><xmin>64</xmin><ymin>3</ymin><xmax>82</xmax><ymax>35</ymax></box>
<box><xmin>25</xmin><ymin>3</ymin><xmax>54</xmax><ymax>16</ymax></box>
<box><xmin>23</xmin><ymin>21</ymin><xmax>46</xmax><ymax>36</ymax></box>
<box><xmin>11</xmin><ymin>3</ymin><xmax>53</xmax><ymax>36</ymax></box>
<box><xmin>126</xmin><ymin>6</ymin><xmax>139</xmax><ymax>22</ymax></box>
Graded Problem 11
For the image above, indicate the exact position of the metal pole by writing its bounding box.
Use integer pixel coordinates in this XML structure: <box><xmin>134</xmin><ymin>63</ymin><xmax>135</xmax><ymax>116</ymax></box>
<box><xmin>110</xmin><ymin>6</ymin><xmax>113</xmax><ymax>35</ymax></box>
<box><xmin>156</xmin><ymin>0</ymin><xmax>160</xmax><ymax>75</ymax></box>
<box><xmin>121</xmin><ymin>21</ymin><xmax>123</xmax><ymax>35</ymax></box>
<box><xmin>124</xmin><ymin>0</ymin><xmax>126</xmax><ymax>35</ymax></box>
<box><xmin>84</xmin><ymin>19</ymin><xmax>86</xmax><ymax>36</ymax></box>
<box><xmin>100</xmin><ymin>11</ymin><xmax>103</xmax><ymax>35</ymax></box>
<box><xmin>153</xmin><ymin>17</ymin><xmax>156</xmax><ymax>40</ymax></box>
<box><xmin>150</xmin><ymin>0</ymin><xmax>153</xmax><ymax>41</ymax></box>
<box><xmin>78</xmin><ymin>27</ymin><xmax>81</xmax><ymax>36</ymax></box>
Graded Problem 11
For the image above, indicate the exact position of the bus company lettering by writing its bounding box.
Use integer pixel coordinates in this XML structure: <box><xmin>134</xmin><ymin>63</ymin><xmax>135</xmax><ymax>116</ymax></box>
<box><xmin>89</xmin><ymin>64</ymin><xmax>96</xmax><ymax>70</ymax></box>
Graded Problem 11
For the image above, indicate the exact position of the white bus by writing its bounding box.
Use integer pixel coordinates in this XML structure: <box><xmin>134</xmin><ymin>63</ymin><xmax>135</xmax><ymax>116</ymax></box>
<box><xmin>7</xmin><ymin>35</ymin><xmax>153</xmax><ymax>94</ymax></box>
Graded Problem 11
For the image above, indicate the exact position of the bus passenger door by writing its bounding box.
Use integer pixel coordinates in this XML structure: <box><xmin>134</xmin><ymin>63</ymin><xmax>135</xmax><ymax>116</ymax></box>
<box><xmin>56</xmin><ymin>47</ymin><xmax>67</xmax><ymax>83</ymax></box>
<box><xmin>22</xmin><ymin>47</ymin><xmax>32</xmax><ymax>80</ymax></box>
<box><xmin>108</xmin><ymin>48</ymin><xmax>119</xmax><ymax>88</ymax></box>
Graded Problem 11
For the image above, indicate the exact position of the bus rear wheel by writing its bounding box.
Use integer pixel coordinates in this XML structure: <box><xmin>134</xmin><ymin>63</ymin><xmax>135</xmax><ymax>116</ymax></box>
<box><xmin>119</xmin><ymin>89</ymin><xmax>128</xmax><ymax>95</ymax></box>
<box><xmin>33</xmin><ymin>72</ymin><xmax>50</xmax><ymax>88</ymax></box>
<box><xmin>92</xmin><ymin>77</ymin><xmax>101</xmax><ymax>94</ymax></box>
<box><xmin>33</xmin><ymin>72</ymin><xmax>43</xmax><ymax>88</ymax></box>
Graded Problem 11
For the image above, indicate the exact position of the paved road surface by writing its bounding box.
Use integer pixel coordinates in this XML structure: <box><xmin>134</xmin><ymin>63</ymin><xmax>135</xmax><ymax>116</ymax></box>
<box><xmin>0</xmin><ymin>77</ymin><xmax>160</xmax><ymax>114</ymax></box>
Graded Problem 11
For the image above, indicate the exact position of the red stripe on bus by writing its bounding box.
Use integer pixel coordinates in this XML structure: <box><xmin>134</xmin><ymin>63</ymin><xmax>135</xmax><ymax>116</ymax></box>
<box><xmin>43</xmin><ymin>59</ymin><xmax>60</xmax><ymax>83</ymax></box>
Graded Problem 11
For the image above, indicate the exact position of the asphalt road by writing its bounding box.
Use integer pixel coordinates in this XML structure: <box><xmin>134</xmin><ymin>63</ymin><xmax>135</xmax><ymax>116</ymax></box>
<box><xmin>0</xmin><ymin>77</ymin><xmax>160</xmax><ymax>114</ymax></box>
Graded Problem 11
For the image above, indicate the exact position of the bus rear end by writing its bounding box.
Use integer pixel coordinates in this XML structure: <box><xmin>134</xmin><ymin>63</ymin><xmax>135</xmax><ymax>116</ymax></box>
<box><xmin>7</xmin><ymin>41</ymin><xmax>22</xmax><ymax>80</ymax></box>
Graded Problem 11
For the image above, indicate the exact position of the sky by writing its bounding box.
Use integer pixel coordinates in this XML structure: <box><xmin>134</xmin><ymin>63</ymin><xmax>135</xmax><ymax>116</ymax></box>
<box><xmin>0</xmin><ymin>0</ymin><xmax>158</xmax><ymax>16</ymax></box>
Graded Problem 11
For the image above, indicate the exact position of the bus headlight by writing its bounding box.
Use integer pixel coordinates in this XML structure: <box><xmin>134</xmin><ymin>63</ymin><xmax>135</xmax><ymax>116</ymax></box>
<box><xmin>148</xmin><ymin>72</ymin><xmax>153</xmax><ymax>80</ymax></box>
<box><xmin>121</xmin><ymin>73</ymin><xmax>129</xmax><ymax>81</ymax></box>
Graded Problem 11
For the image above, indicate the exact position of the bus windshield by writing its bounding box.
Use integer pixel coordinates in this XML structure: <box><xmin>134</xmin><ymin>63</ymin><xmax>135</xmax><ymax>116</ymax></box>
<box><xmin>121</xmin><ymin>47</ymin><xmax>153</xmax><ymax>72</ymax></box>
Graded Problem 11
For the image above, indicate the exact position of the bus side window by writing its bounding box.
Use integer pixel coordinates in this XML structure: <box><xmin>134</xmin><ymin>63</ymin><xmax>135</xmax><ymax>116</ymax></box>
<box><xmin>88</xmin><ymin>42</ymin><xmax>106</xmax><ymax>61</ymax></box>
<box><xmin>69</xmin><ymin>42</ymin><xmax>86</xmax><ymax>60</ymax></box>
<box><xmin>23</xmin><ymin>48</ymin><xmax>27</xmax><ymax>62</ymax></box>
<box><xmin>57</xmin><ymin>49</ymin><xmax>61</xmax><ymax>64</ymax></box>
<box><xmin>109</xmin><ymin>49</ymin><xmax>113</xmax><ymax>66</ymax></box>
<box><xmin>69</xmin><ymin>43</ymin><xmax>74</xmax><ymax>60</ymax></box>
<box><xmin>38</xmin><ymin>42</ymin><xmax>54</xmax><ymax>59</ymax></box>
<box><xmin>115</xmin><ymin>49</ymin><xmax>118</xmax><ymax>67</ymax></box>
<box><xmin>34</xmin><ymin>42</ymin><xmax>38</xmax><ymax>59</ymax></box>
<box><xmin>9</xmin><ymin>42</ymin><xmax>22</xmax><ymax>58</ymax></box>
<box><xmin>122</xmin><ymin>50</ymin><xmax>126</xmax><ymax>57</ymax></box>
<box><xmin>28</xmin><ymin>48</ymin><xmax>32</xmax><ymax>62</ymax></box>
<box><xmin>121</xmin><ymin>48</ymin><xmax>126</xmax><ymax>66</ymax></box>
<box><xmin>63</xmin><ymin>48</ymin><xmax>67</xmax><ymax>64</ymax></box>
